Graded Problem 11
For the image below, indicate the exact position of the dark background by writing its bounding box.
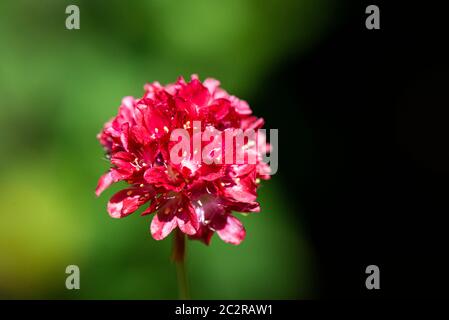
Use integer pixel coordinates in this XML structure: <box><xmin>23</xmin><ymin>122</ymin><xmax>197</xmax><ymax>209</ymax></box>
<box><xmin>260</xmin><ymin>0</ymin><xmax>449</xmax><ymax>298</ymax></box>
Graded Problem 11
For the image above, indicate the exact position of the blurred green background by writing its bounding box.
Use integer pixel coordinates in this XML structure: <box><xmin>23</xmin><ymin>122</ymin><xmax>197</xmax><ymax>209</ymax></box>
<box><xmin>0</xmin><ymin>0</ymin><xmax>333</xmax><ymax>299</ymax></box>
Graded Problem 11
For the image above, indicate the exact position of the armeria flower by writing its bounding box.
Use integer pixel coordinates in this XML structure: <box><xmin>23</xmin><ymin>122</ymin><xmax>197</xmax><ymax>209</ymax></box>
<box><xmin>96</xmin><ymin>75</ymin><xmax>270</xmax><ymax>245</ymax></box>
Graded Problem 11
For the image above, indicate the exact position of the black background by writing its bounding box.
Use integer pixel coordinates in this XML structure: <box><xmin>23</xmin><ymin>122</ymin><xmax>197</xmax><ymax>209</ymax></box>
<box><xmin>255</xmin><ymin>0</ymin><xmax>449</xmax><ymax>298</ymax></box>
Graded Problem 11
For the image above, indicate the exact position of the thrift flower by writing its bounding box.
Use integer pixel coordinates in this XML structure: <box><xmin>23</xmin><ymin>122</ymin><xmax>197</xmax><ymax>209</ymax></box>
<box><xmin>96</xmin><ymin>75</ymin><xmax>270</xmax><ymax>245</ymax></box>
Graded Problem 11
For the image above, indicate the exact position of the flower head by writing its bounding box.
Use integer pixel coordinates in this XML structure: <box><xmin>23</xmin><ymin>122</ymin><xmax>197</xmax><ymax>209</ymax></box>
<box><xmin>96</xmin><ymin>75</ymin><xmax>270</xmax><ymax>245</ymax></box>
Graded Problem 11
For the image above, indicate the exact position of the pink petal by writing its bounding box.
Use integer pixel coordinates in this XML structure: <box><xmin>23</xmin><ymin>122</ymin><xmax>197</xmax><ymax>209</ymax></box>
<box><xmin>144</xmin><ymin>105</ymin><xmax>170</xmax><ymax>139</ymax></box>
<box><xmin>181</xmin><ymin>79</ymin><xmax>210</xmax><ymax>107</ymax></box>
<box><xmin>95</xmin><ymin>171</ymin><xmax>114</xmax><ymax>196</ymax></box>
<box><xmin>216</xmin><ymin>215</ymin><xmax>246</xmax><ymax>245</ymax></box>
<box><xmin>222</xmin><ymin>170</ymin><xmax>258</xmax><ymax>203</ymax></box>
<box><xmin>224</xmin><ymin>200</ymin><xmax>260</xmax><ymax>213</ymax></box>
<box><xmin>176</xmin><ymin>204</ymin><xmax>199</xmax><ymax>235</ymax></box>
<box><xmin>203</xmin><ymin>78</ymin><xmax>220</xmax><ymax>95</ymax></box>
<box><xmin>224</xmin><ymin>187</ymin><xmax>257</xmax><ymax>203</ymax></box>
<box><xmin>107</xmin><ymin>188</ymin><xmax>151</xmax><ymax>218</ymax></box>
<box><xmin>120</xmin><ymin>123</ymin><xmax>130</xmax><ymax>152</ymax></box>
<box><xmin>150</xmin><ymin>213</ymin><xmax>178</xmax><ymax>240</ymax></box>
<box><xmin>144</xmin><ymin>166</ymin><xmax>184</xmax><ymax>191</ymax></box>
<box><xmin>130</xmin><ymin>125</ymin><xmax>151</xmax><ymax>145</ymax></box>
<box><xmin>198</xmin><ymin>164</ymin><xmax>226</xmax><ymax>182</ymax></box>
<box><xmin>110</xmin><ymin>152</ymin><xmax>135</xmax><ymax>176</ymax></box>
<box><xmin>230</xmin><ymin>96</ymin><xmax>252</xmax><ymax>115</ymax></box>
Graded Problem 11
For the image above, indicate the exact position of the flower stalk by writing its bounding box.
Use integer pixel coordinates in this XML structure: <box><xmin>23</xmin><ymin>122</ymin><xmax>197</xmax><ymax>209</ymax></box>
<box><xmin>172</xmin><ymin>228</ymin><xmax>189</xmax><ymax>300</ymax></box>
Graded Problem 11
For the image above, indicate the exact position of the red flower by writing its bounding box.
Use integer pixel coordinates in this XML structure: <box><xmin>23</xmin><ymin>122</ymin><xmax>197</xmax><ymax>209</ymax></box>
<box><xmin>96</xmin><ymin>75</ymin><xmax>270</xmax><ymax>245</ymax></box>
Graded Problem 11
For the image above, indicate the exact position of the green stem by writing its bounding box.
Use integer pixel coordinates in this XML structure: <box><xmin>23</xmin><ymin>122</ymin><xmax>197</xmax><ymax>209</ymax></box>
<box><xmin>172</xmin><ymin>229</ymin><xmax>190</xmax><ymax>300</ymax></box>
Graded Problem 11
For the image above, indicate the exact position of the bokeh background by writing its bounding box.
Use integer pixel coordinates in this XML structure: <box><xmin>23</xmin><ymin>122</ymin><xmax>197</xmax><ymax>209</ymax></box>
<box><xmin>0</xmin><ymin>0</ymin><xmax>338</xmax><ymax>299</ymax></box>
<box><xmin>4</xmin><ymin>0</ymin><xmax>448</xmax><ymax>300</ymax></box>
